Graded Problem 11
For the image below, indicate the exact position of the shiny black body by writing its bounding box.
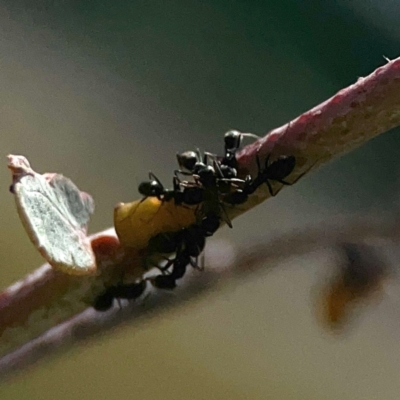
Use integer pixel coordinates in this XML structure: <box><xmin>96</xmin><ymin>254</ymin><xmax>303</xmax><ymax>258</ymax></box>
<box><xmin>139</xmin><ymin>172</ymin><xmax>204</xmax><ymax>206</ymax></box>
<box><xmin>221</xmin><ymin>130</ymin><xmax>242</xmax><ymax>169</ymax></box>
<box><xmin>175</xmin><ymin>149</ymin><xmax>239</xmax><ymax>228</ymax></box>
<box><xmin>221</xmin><ymin>130</ymin><xmax>259</xmax><ymax>170</ymax></box>
<box><xmin>151</xmin><ymin>212</ymin><xmax>220</xmax><ymax>290</ymax></box>
<box><xmin>93</xmin><ymin>280</ymin><xmax>147</xmax><ymax>312</ymax></box>
<box><xmin>132</xmin><ymin>129</ymin><xmax>267</xmax><ymax>295</ymax></box>
<box><xmin>251</xmin><ymin>154</ymin><xmax>296</xmax><ymax>196</ymax></box>
<box><xmin>223</xmin><ymin>154</ymin><xmax>296</xmax><ymax>204</ymax></box>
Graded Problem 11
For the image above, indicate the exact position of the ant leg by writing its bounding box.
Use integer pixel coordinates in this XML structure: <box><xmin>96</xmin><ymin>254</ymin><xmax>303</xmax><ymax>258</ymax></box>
<box><xmin>241</xmin><ymin>132</ymin><xmax>260</xmax><ymax>141</ymax></box>
<box><xmin>159</xmin><ymin>257</ymin><xmax>175</xmax><ymax>273</ymax></box>
<box><xmin>116</xmin><ymin>298</ymin><xmax>123</xmax><ymax>310</ymax></box>
<box><xmin>114</xmin><ymin>273</ymin><xmax>125</xmax><ymax>310</ymax></box>
<box><xmin>263</xmin><ymin>153</ymin><xmax>271</xmax><ymax>169</ymax></box>
<box><xmin>196</xmin><ymin>148</ymin><xmax>203</xmax><ymax>164</ymax></box>
<box><xmin>147</xmin><ymin>172</ymin><xmax>166</xmax><ymax>202</ymax></box>
<box><xmin>276</xmin><ymin>179</ymin><xmax>292</xmax><ymax>186</ymax></box>
<box><xmin>219</xmin><ymin>202</ymin><xmax>233</xmax><ymax>228</ymax></box>
<box><xmin>256</xmin><ymin>152</ymin><xmax>271</xmax><ymax>175</ymax></box>
<box><xmin>265</xmin><ymin>180</ymin><xmax>274</xmax><ymax>196</ymax></box>
<box><xmin>172</xmin><ymin>176</ymin><xmax>182</xmax><ymax>191</ymax></box>
<box><xmin>197</xmin><ymin>251</ymin><xmax>205</xmax><ymax>271</ymax></box>
<box><xmin>256</xmin><ymin>153</ymin><xmax>262</xmax><ymax>173</ymax></box>
<box><xmin>276</xmin><ymin>160</ymin><xmax>319</xmax><ymax>187</ymax></box>
<box><xmin>290</xmin><ymin>160</ymin><xmax>319</xmax><ymax>184</ymax></box>
<box><xmin>189</xmin><ymin>255</ymin><xmax>199</xmax><ymax>269</ymax></box>
<box><xmin>204</xmin><ymin>151</ymin><xmax>218</xmax><ymax>166</ymax></box>
<box><xmin>212</xmin><ymin>158</ymin><xmax>225</xmax><ymax>179</ymax></box>
<box><xmin>148</xmin><ymin>172</ymin><xmax>163</xmax><ymax>186</ymax></box>
<box><xmin>174</xmin><ymin>169</ymin><xmax>194</xmax><ymax>179</ymax></box>
<box><xmin>146</xmin><ymin>255</ymin><xmax>171</xmax><ymax>272</ymax></box>
<box><xmin>219</xmin><ymin>177</ymin><xmax>246</xmax><ymax>185</ymax></box>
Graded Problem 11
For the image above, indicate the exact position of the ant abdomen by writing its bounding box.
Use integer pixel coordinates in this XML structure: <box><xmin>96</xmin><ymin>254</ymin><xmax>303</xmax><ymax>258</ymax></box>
<box><xmin>148</xmin><ymin>232</ymin><xmax>182</xmax><ymax>254</ymax></box>
<box><xmin>223</xmin><ymin>189</ymin><xmax>248</xmax><ymax>205</ymax></box>
<box><xmin>153</xmin><ymin>274</ymin><xmax>177</xmax><ymax>290</ymax></box>
<box><xmin>93</xmin><ymin>280</ymin><xmax>147</xmax><ymax>312</ymax></box>
<box><xmin>264</xmin><ymin>155</ymin><xmax>296</xmax><ymax>181</ymax></box>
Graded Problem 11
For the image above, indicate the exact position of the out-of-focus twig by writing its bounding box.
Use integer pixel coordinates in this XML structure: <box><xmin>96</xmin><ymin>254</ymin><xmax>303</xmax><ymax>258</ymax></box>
<box><xmin>0</xmin><ymin>213</ymin><xmax>398</xmax><ymax>380</ymax></box>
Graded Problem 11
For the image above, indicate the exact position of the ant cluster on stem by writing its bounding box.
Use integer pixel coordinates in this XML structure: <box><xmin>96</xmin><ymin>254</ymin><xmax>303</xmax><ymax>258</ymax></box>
<box><xmin>93</xmin><ymin>130</ymin><xmax>297</xmax><ymax>311</ymax></box>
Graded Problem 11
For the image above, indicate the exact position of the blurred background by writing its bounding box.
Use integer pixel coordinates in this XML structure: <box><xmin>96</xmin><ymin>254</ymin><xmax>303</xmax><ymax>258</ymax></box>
<box><xmin>1</xmin><ymin>1</ymin><xmax>400</xmax><ymax>399</ymax></box>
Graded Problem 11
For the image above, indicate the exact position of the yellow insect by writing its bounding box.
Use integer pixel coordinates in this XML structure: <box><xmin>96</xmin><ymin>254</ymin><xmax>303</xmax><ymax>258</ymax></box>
<box><xmin>114</xmin><ymin>197</ymin><xmax>197</xmax><ymax>252</ymax></box>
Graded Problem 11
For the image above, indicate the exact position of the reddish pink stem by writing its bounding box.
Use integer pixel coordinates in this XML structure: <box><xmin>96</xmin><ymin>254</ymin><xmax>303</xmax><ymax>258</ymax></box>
<box><xmin>0</xmin><ymin>230</ymin><xmax>122</xmax><ymax>357</ymax></box>
<box><xmin>233</xmin><ymin>57</ymin><xmax>400</xmax><ymax>212</ymax></box>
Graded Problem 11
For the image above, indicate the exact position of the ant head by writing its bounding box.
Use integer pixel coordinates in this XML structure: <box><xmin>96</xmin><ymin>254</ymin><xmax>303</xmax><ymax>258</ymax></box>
<box><xmin>197</xmin><ymin>164</ymin><xmax>214</xmax><ymax>177</ymax></box>
<box><xmin>138</xmin><ymin>180</ymin><xmax>163</xmax><ymax>197</ymax></box>
<box><xmin>224</xmin><ymin>130</ymin><xmax>242</xmax><ymax>151</ymax></box>
<box><xmin>93</xmin><ymin>291</ymin><xmax>114</xmax><ymax>311</ymax></box>
<box><xmin>219</xmin><ymin>164</ymin><xmax>237</xmax><ymax>178</ymax></box>
<box><xmin>193</xmin><ymin>161</ymin><xmax>207</xmax><ymax>175</ymax></box>
<box><xmin>176</xmin><ymin>151</ymin><xmax>198</xmax><ymax>172</ymax></box>
<box><xmin>197</xmin><ymin>165</ymin><xmax>216</xmax><ymax>187</ymax></box>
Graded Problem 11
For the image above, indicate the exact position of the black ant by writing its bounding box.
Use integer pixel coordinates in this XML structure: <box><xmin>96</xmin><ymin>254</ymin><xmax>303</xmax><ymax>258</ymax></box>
<box><xmin>252</xmin><ymin>153</ymin><xmax>297</xmax><ymax>196</ymax></box>
<box><xmin>176</xmin><ymin>149</ymin><xmax>239</xmax><ymax>184</ymax></box>
<box><xmin>138</xmin><ymin>172</ymin><xmax>204</xmax><ymax>206</ymax></box>
<box><xmin>150</xmin><ymin>212</ymin><xmax>220</xmax><ymax>263</ymax></box>
<box><xmin>149</xmin><ymin>212</ymin><xmax>221</xmax><ymax>289</ymax></box>
<box><xmin>175</xmin><ymin>133</ymin><xmax>261</xmax><ymax>184</ymax></box>
<box><xmin>151</xmin><ymin>249</ymin><xmax>191</xmax><ymax>290</ymax></box>
<box><xmin>223</xmin><ymin>153</ymin><xmax>297</xmax><ymax>205</ymax></box>
<box><xmin>176</xmin><ymin>149</ymin><xmax>246</xmax><ymax>228</ymax></box>
<box><xmin>176</xmin><ymin>150</ymin><xmax>203</xmax><ymax>174</ymax></box>
<box><xmin>93</xmin><ymin>280</ymin><xmax>147</xmax><ymax>312</ymax></box>
<box><xmin>93</xmin><ymin>212</ymin><xmax>220</xmax><ymax>309</ymax></box>
<box><xmin>222</xmin><ymin>130</ymin><xmax>259</xmax><ymax>170</ymax></box>
<box><xmin>182</xmin><ymin>130</ymin><xmax>258</xmax><ymax>182</ymax></box>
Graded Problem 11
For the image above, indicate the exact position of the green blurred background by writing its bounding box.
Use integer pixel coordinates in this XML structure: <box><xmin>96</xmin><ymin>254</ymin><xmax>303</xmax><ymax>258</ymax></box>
<box><xmin>1</xmin><ymin>1</ymin><xmax>400</xmax><ymax>399</ymax></box>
